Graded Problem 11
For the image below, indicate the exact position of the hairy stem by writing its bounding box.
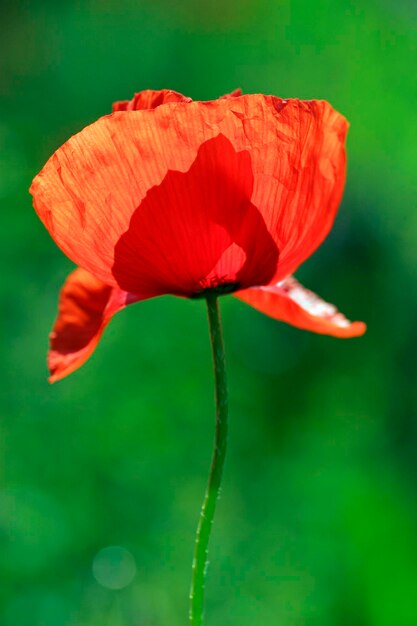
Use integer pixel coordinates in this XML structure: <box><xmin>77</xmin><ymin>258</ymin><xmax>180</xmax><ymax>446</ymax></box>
<box><xmin>189</xmin><ymin>294</ymin><xmax>229</xmax><ymax>626</ymax></box>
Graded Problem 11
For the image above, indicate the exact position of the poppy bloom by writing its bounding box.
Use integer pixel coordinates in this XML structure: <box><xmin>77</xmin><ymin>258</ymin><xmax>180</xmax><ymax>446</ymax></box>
<box><xmin>30</xmin><ymin>88</ymin><xmax>365</xmax><ymax>382</ymax></box>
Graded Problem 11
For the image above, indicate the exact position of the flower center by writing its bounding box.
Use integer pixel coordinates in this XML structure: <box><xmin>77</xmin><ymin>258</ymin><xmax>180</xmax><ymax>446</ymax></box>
<box><xmin>191</xmin><ymin>278</ymin><xmax>240</xmax><ymax>299</ymax></box>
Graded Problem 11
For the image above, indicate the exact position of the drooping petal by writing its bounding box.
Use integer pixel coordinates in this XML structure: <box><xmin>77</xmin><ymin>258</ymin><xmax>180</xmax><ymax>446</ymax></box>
<box><xmin>30</xmin><ymin>94</ymin><xmax>347</xmax><ymax>293</ymax></box>
<box><xmin>235</xmin><ymin>276</ymin><xmax>366</xmax><ymax>338</ymax></box>
<box><xmin>112</xmin><ymin>88</ymin><xmax>192</xmax><ymax>112</ymax></box>
<box><xmin>48</xmin><ymin>268</ymin><xmax>143</xmax><ymax>382</ymax></box>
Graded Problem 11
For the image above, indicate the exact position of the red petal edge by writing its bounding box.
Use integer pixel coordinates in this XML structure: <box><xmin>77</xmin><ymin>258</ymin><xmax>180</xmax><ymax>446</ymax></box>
<box><xmin>112</xmin><ymin>88</ymin><xmax>192</xmax><ymax>112</ymax></box>
<box><xmin>48</xmin><ymin>268</ymin><xmax>144</xmax><ymax>382</ymax></box>
<box><xmin>235</xmin><ymin>276</ymin><xmax>366</xmax><ymax>338</ymax></box>
<box><xmin>112</xmin><ymin>87</ymin><xmax>242</xmax><ymax>112</ymax></box>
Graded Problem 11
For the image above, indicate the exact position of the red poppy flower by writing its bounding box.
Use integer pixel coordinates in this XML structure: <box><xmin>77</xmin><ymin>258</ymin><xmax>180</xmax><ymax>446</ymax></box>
<box><xmin>30</xmin><ymin>88</ymin><xmax>365</xmax><ymax>382</ymax></box>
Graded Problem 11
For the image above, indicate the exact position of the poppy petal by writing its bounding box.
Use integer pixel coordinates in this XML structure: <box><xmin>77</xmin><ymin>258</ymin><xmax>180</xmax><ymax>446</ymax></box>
<box><xmin>235</xmin><ymin>276</ymin><xmax>366</xmax><ymax>338</ymax></box>
<box><xmin>48</xmin><ymin>268</ymin><xmax>143</xmax><ymax>382</ymax></box>
<box><xmin>31</xmin><ymin>95</ymin><xmax>347</xmax><ymax>292</ymax></box>
<box><xmin>264</xmin><ymin>98</ymin><xmax>348</xmax><ymax>280</ymax></box>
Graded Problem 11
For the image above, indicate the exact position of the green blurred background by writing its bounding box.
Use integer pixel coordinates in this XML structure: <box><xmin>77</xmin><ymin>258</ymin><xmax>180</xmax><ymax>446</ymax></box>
<box><xmin>1</xmin><ymin>0</ymin><xmax>416</xmax><ymax>624</ymax></box>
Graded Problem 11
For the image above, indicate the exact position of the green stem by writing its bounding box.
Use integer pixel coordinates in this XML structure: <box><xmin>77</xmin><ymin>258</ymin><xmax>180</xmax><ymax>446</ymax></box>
<box><xmin>189</xmin><ymin>294</ymin><xmax>229</xmax><ymax>626</ymax></box>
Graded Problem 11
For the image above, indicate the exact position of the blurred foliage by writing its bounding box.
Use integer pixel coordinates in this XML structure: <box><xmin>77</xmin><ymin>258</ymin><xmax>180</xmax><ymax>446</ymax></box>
<box><xmin>1</xmin><ymin>0</ymin><xmax>416</xmax><ymax>624</ymax></box>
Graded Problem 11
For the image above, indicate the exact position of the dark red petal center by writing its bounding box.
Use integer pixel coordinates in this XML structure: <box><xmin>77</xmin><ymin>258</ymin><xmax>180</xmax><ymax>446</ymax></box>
<box><xmin>112</xmin><ymin>135</ymin><xmax>279</xmax><ymax>297</ymax></box>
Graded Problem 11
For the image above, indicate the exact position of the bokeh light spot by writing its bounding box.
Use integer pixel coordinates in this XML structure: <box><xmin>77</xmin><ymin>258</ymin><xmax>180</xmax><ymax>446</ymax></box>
<box><xmin>92</xmin><ymin>546</ymin><xmax>137</xmax><ymax>590</ymax></box>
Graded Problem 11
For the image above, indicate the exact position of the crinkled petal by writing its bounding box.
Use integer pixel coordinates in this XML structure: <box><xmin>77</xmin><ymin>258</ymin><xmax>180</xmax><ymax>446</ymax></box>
<box><xmin>235</xmin><ymin>276</ymin><xmax>366</xmax><ymax>338</ymax></box>
<box><xmin>30</xmin><ymin>94</ymin><xmax>347</xmax><ymax>292</ymax></box>
<box><xmin>219</xmin><ymin>88</ymin><xmax>243</xmax><ymax>99</ymax></box>
<box><xmin>112</xmin><ymin>88</ymin><xmax>192</xmax><ymax>112</ymax></box>
<box><xmin>48</xmin><ymin>268</ymin><xmax>143</xmax><ymax>382</ymax></box>
<box><xmin>112</xmin><ymin>87</ymin><xmax>242</xmax><ymax>112</ymax></box>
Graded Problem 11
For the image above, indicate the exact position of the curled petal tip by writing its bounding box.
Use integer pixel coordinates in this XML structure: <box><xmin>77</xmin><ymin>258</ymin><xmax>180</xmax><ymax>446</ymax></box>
<box><xmin>47</xmin><ymin>267</ymin><xmax>144</xmax><ymax>382</ymax></box>
<box><xmin>235</xmin><ymin>276</ymin><xmax>366</xmax><ymax>339</ymax></box>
